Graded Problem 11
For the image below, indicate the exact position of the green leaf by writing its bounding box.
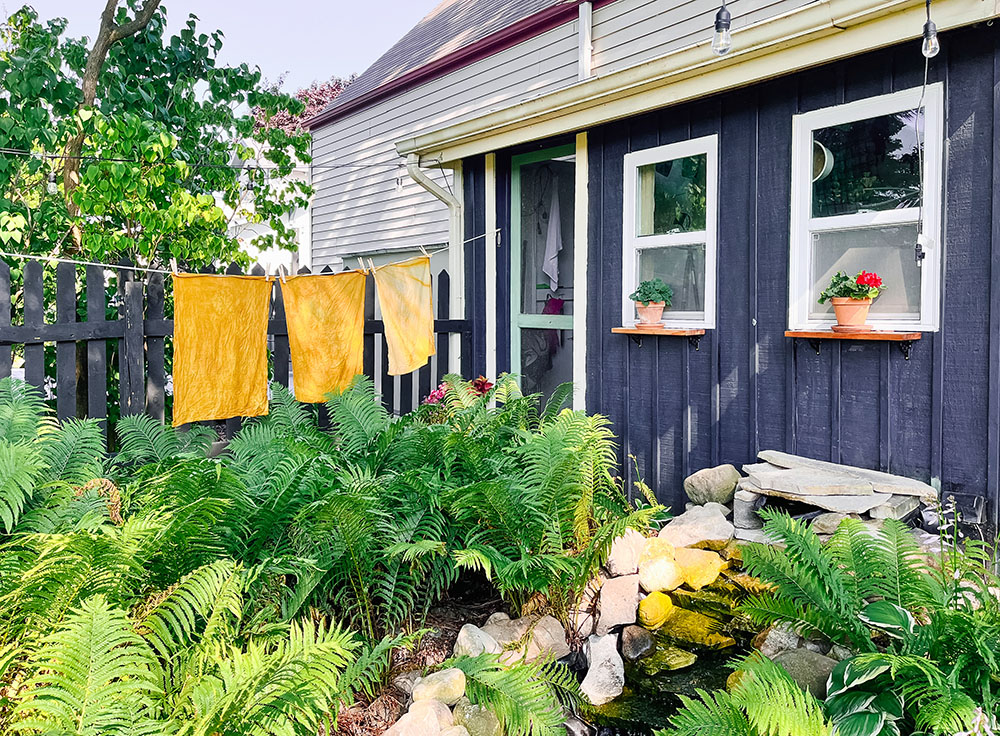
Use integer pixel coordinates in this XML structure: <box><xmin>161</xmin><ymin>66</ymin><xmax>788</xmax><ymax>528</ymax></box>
<box><xmin>834</xmin><ymin>712</ymin><xmax>887</xmax><ymax>736</ymax></box>
<box><xmin>826</xmin><ymin>657</ymin><xmax>890</xmax><ymax>699</ymax></box>
<box><xmin>858</xmin><ymin>600</ymin><xmax>915</xmax><ymax>639</ymax></box>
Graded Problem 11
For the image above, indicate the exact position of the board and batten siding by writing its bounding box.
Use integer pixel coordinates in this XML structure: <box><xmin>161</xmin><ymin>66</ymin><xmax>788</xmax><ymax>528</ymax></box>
<box><xmin>310</xmin><ymin>0</ymin><xmax>814</xmax><ymax>269</ymax></box>
<box><xmin>463</xmin><ymin>24</ymin><xmax>1000</xmax><ymax>526</ymax></box>
<box><xmin>310</xmin><ymin>20</ymin><xmax>580</xmax><ymax>267</ymax></box>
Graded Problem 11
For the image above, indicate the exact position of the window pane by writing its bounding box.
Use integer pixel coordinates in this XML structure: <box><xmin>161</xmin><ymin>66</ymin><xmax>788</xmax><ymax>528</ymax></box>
<box><xmin>519</xmin><ymin>158</ymin><xmax>575</xmax><ymax>315</ymax></box>
<box><xmin>520</xmin><ymin>328</ymin><xmax>572</xmax><ymax>404</ymax></box>
<box><xmin>636</xmin><ymin>244</ymin><xmax>706</xmax><ymax>315</ymax></box>
<box><xmin>812</xmin><ymin>109</ymin><xmax>923</xmax><ymax>218</ymax></box>
<box><xmin>637</xmin><ymin>154</ymin><xmax>707</xmax><ymax>235</ymax></box>
<box><xmin>809</xmin><ymin>224</ymin><xmax>921</xmax><ymax>319</ymax></box>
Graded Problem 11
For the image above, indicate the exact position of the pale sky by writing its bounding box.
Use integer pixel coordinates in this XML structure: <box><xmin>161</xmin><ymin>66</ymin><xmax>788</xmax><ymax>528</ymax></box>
<box><xmin>7</xmin><ymin>0</ymin><xmax>438</xmax><ymax>91</ymax></box>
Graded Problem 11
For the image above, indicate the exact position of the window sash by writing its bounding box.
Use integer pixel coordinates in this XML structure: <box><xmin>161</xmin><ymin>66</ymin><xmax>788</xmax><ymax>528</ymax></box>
<box><xmin>788</xmin><ymin>84</ymin><xmax>944</xmax><ymax>332</ymax></box>
<box><xmin>622</xmin><ymin>135</ymin><xmax>718</xmax><ymax>329</ymax></box>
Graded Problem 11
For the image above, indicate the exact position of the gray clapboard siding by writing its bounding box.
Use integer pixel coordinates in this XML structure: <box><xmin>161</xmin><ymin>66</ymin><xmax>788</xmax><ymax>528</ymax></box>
<box><xmin>591</xmin><ymin>0</ymin><xmax>813</xmax><ymax>76</ymax></box>
<box><xmin>311</xmin><ymin>21</ymin><xmax>580</xmax><ymax>267</ymax></box>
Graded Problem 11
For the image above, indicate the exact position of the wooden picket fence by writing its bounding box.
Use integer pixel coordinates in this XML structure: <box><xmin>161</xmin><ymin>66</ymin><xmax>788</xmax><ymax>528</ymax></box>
<box><xmin>0</xmin><ymin>258</ymin><xmax>472</xmax><ymax>443</ymax></box>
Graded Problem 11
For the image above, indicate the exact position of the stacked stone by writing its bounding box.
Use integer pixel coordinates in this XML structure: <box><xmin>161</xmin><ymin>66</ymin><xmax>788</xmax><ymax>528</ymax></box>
<box><xmin>729</xmin><ymin>451</ymin><xmax>940</xmax><ymax>550</ymax></box>
<box><xmin>388</xmin><ymin>667</ymin><xmax>495</xmax><ymax>736</ymax></box>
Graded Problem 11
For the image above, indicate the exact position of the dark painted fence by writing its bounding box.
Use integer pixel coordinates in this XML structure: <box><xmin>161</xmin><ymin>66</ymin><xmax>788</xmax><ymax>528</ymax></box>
<box><xmin>0</xmin><ymin>258</ymin><xmax>471</xmax><ymax>442</ymax></box>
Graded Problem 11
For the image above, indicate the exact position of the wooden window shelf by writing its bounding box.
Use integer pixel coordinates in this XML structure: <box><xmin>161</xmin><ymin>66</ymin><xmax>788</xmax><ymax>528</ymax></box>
<box><xmin>612</xmin><ymin>326</ymin><xmax>706</xmax><ymax>349</ymax></box>
<box><xmin>785</xmin><ymin>329</ymin><xmax>922</xmax><ymax>359</ymax></box>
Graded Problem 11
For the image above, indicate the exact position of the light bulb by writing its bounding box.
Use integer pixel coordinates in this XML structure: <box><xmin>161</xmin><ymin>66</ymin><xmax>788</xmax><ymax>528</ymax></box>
<box><xmin>395</xmin><ymin>165</ymin><xmax>405</xmax><ymax>192</ymax></box>
<box><xmin>47</xmin><ymin>172</ymin><xmax>58</xmax><ymax>195</ymax></box>
<box><xmin>712</xmin><ymin>4</ymin><xmax>732</xmax><ymax>56</ymax></box>
<box><xmin>921</xmin><ymin>20</ymin><xmax>940</xmax><ymax>58</ymax></box>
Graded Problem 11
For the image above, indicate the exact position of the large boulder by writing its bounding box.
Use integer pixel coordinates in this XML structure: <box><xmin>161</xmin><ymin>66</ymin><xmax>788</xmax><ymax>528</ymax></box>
<box><xmin>634</xmin><ymin>644</ymin><xmax>697</xmax><ymax>675</ymax></box>
<box><xmin>638</xmin><ymin>591</ymin><xmax>674</xmax><ymax>629</ymax></box>
<box><xmin>596</xmin><ymin>574</ymin><xmax>639</xmax><ymax>635</ymax></box>
<box><xmin>620</xmin><ymin>624</ymin><xmax>655</xmax><ymax>661</ymax></box>
<box><xmin>684</xmin><ymin>464</ymin><xmax>741</xmax><ymax>505</ymax></box>
<box><xmin>755</xmin><ymin>623</ymin><xmax>802</xmax><ymax>658</ymax></box>
<box><xmin>412</xmin><ymin>668</ymin><xmax>467</xmax><ymax>706</ymax></box>
<box><xmin>657</xmin><ymin>608</ymin><xmax>736</xmax><ymax>650</ymax></box>
<box><xmin>580</xmin><ymin>634</ymin><xmax>625</xmax><ymax>705</ymax></box>
<box><xmin>638</xmin><ymin>538</ymin><xmax>683</xmax><ymax>592</ymax></box>
<box><xmin>810</xmin><ymin>512</ymin><xmax>849</xmax><ymax>535</ymax></box>
<box><xmin>485</xmin><ymin>614</ymin><xmax>570</xmax><ymax>664</ymax></box>
<box><xmin>659</xmin><ymin>506</ymin><xmax>734</xmax><ymax>550</ymax></box>
<box><xmin>673</xmin><ymin>548</ymin><xmax>726</xmax><ymax>591</ymax></box>
<box><xmin>772</xmin><ymin>649</ymin><xmax>838</xmax><ymax>699</ymax></box>
<box><xmin>453</xmin><ymin>624</ymin><xmax>501</xmax><ymax>658</ymax></box>
<box><xmin>606</xmin><ymin>529</ymin><xmax>646</xmax><ymax>577</ymax></box>
<box><xmin>453</xmin><ymin>698</ymin><xmax>502</xmax><ymax>736</ymax></box>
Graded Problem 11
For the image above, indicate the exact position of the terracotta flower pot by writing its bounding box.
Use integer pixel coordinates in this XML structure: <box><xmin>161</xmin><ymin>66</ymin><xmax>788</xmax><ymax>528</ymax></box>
<box><xmin>635</xmin><ymin>301</ymin><xmax>666</xmax><ymax>326</ymax></box>
<box><xmin>830</xmin><ymin>297</ymin><xmax>873</xmax><ymax>333</ymax></box>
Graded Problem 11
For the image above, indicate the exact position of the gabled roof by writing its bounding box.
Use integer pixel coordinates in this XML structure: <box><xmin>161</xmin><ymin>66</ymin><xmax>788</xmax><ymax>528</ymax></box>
<box><xmin>307</xmin><ymin>0</ymin><xmax>583</xmax><ymax>129</ymax></box>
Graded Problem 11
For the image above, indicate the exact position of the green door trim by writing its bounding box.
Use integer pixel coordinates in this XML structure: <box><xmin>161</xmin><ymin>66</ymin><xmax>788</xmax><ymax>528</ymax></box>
<box><xmin>510</xmin><ymin>144</ymin><xmax>575</xmax><ymax>384</ymax></box>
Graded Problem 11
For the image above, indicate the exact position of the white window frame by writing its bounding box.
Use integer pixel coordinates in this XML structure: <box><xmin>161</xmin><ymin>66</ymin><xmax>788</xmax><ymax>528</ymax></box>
<box><xmin>788</xmin><ymin>83</ymin><xmax>945</xmax><ymax>332</ymax></box>
<box><xmin>621</xmin><ymin>135</ymin><xmax>718</xmax><ymax>329</ymax></box>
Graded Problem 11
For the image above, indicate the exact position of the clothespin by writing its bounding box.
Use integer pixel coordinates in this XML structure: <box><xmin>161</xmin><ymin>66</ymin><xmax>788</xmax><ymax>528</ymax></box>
<box><xmin>358</xmin><ymin>258</ymin><xmax>367</xmax><ymax>274</ymax></box>
<box><xmin>418</xmin><ymin>244</ymin><xmax>429</xmax><ymax>259</ymax></box>
<box><xmin>368</xmin><ymin>258</ymin><xmax>377</xmax><ymax>273</ymax></box>
<box><xmin>170</xmin><ymin>258</ymin><xmax>178</xmax><ymax>274</ymax></box>
<box><xmin>278</xmin><ymin>264</ymin><xmax>288</xmax><ymax>284</ymax></box>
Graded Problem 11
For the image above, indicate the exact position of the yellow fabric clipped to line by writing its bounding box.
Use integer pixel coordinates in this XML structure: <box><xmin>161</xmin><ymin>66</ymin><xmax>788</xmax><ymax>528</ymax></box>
<box><xmin>373</xmin><ymin>256</ymin><xmax>435</xmax><ymax>376</ymax></box>
<box><xmin>172</xmin><ymin>273</ymin><xmax>272</xmax><ymax>427</ymax></box>
<box><xmin>280</xmin><ymin>270</ymin><xmax>367</xmax><ymax>403</ymax></box>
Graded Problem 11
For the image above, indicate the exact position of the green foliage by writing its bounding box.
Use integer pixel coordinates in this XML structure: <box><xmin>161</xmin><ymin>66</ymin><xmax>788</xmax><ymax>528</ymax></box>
<box><xmin>659</xmin><ymin>653</ymin><xmax>834</xmax><ymax>736</ymax></box>
<box><xmin>818</xmin><ymin>270</ymin><xmax>883</xmax><ymax>303</ymax></box>
<box><xmin>629</xmin><ymin>278</ymin><xmax>674</xmax><ymax>306</ymax></box>
<box><xmin>0</xmin><ymin>374</ymin><xmax>654</xmax><ymax>733</ymax></box>
<box><xmin>737</xmin><ymin>509</ymin><xmax>1000</xmax><ymax>734</ymax></box>
<box><xmin>446</xmin><ymin>654</ymin><xmax>581</xmax><ymax>736</ymax></box>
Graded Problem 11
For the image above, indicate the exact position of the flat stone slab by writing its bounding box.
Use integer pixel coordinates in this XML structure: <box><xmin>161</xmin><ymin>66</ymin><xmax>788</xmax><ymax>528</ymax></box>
<box><xmin>742</xmin><ymin>463</ymin><xmax>874</xmax><ymax>497</ymax></box>
<box><xmin>757</xmin><ymin>451</ymin><xmax>936</xmax><ymax>500</ymax></box>
<box><xmin>739</xmin><ymin>478</ymin><xmax>892</xmax><ymax>514</ymax></box>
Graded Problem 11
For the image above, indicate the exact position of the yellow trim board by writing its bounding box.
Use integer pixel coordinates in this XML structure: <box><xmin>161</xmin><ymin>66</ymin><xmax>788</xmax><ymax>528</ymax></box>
<box><xmin>395</xmin><ymin>0</ymin><xmax>998</xmax><ymax>163</ymax></box>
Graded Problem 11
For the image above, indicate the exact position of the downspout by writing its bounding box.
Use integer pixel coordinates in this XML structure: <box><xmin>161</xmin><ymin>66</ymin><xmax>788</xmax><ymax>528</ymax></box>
<box><xmin>406</xmin><ymin>154</ymin><xmax>465</xmax><ymax>373</ymax></box>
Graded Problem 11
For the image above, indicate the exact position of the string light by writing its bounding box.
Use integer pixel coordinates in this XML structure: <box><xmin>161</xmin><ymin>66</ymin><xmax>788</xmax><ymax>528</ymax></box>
<box><xmin>395</xmin><ymin>164</ymin><xmax>405</xmax><ymax>192</ymax></box>
<box><xmin>922</xmin><ymin>0</ymin><xmax>940</xmax><ymax>58</ymax></box>
<box><xmin>46</xmin><ymin>172</ymin><xmax>58</xmax><ymax>195</ymax></box>
<box><xmin>711</xmin><ymin>2</ymin><xmax>732</xmax><ymax>56</ymax></box>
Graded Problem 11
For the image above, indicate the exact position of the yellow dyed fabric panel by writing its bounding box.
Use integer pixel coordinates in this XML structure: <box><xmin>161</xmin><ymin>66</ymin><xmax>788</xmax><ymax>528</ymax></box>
<box><xmin>280</xmin><ymin>271</ymin><xmax>367</xmax><ymax>403</ymax></box>
<box><xmin>373</xmin><ymin>256</ymin><xmax>435</xmax><ymax>375</ymax></box>
<box><xmin>172</xmin><ymin>274</ymin><xmax>272</xmax><ymax>427</ymax></box>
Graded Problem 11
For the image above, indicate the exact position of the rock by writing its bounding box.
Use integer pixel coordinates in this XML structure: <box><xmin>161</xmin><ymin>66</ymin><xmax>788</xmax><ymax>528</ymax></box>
<box><xmin>810</xmin><ymin>512</ymin><xmax>849</xmax><ymax>535</ymax></box>
<box><xmin>441</xmin><ymin>728</ymin><xmax>471</xmax><ymax>736</ymax></box>
<box><xmin>453</xmin><ymin>698</ymin><xmax>502</xmax><ymax>736</ymax></box>
<box><xmin>703</xmin><ymin>501</ymin><xmax>733</xmax><ymax>518</ymax></box>
<box><xmin>385</xmin><ymin>707</ymin><xmax>442</xmax><ymax>736</ymax></box>
<box><xmin>726</xmin><ymin>670</ymin><xmax>744</xmax><ymax>692</ymax></box>
<box><xmin>744</xmin><ymin>464</ymin><xmax>876</xmax><ymax>496</ymax></box>
<box><xmin>684</xmin><ymin>464</ymin><xmax>741</xmax><ymax>505</ymax></box>
<box><xmin>408</xmin><ymin>699</ymin><xmax>455</xmax><ymax>729</ymax></box>
<box><xmin>412</xmin><ymin>668</ymin><xmax>467</xmax><ymax>706</ymax></box>
<box><xmin>581</xmin><ymin>634</ymin><xmax>625</xmax><ymax>706</ymax></box>
<box><xmin>673</xmin><ymin>548</ymin><xmax>725</xmax><ymax>591</ymax></box>
<box><xmin>659</xmin><ymin>506</ymin><xmax>734</xmax><ymax>550</ymax></box>
<box><xmin>734</xmin><ymin>528</ymin><xmax>771</xmax><ymax>544</ymax></box>
<box><xmin>740</xmin><ymin>479</ymin><xmax>893</xmax><ymax>514</ymax></box>
<box><xmin>733</xmin><ymin>489</ymin><xmax>763</xmax><ymax>530</ymax></box>
<box><xmin>453</xmin><ymin>624</ymin><xmax>501</xmax><ymax>658</ymax></box>
<box><xmin>596</xmin><ymin>574</ymin><xmax>639</xmax><ymax>635</ymax></box>
<box><xmin>484</xmin><ymin>613</ymin><xmax>569</xmax><ymax>664</ymax></box>
<box><xmin>568</xmin><ymin>607</ymin><xmax>596</xmax><ymax>638</ymax></box>
<box><xmin>580</xmin><ymin>573</ymin><xmax>606</xmax><ymax>609</ymax></box>
<box><xmin>756</xmin><ymin>623</ymin><xmax>801</xmax><ymax>658</ymax></box>
<box><xmin>606</xmin><ymin>529</ymin><xmax>646</xmax><ymax>576</ymax></box>
<box><xmin>392</xmin><ymin>669</ymin><xmax>422</xmax><ymax>694</ymax></box>
<box><xmin>638</xmin><ymin>538</ymin><xmax>683</xmax><ymax>592</ymax></box>
<box><xmin>772</xmin><ymin>649</ymin><xmax>837</xmax><ymax>699</ymax></box>
<box><xmin>523</xmin><ymin>615</ymin><xmax>571</xmax><ymax>662</ymax></box>
<box><xmin>635</xmin><ymin>644</ymin><xmax>697</xmax><ymax>674</ymax></box>
<box><xmin>638</xmin><ymin>591</ymin><xmax>674</xmax><ymax>629</ymax></box>
<box><xmin>829</xmin><ymin>644</ymin><xmax>853</xmax><ymax>661</ymax></box>
<box><xmin>756</xmin><ymin>450</ymin><xmax>936</xmax><ymax>499</ymax></box>
<box><xmin>481</xmin><ymin>614</ymin><xmax>531</xmax><ymax>647</ymax></box>
<box><xmin>869</xmin><ymin>494</ymin><xmax>920</xmax><ymax>520</ymax></box>
<box><xmin>657</xmin><ymin>608</ymin><xmax>735</xmax><ymax>650</ymax></box>
<box><xmin>719</xmin><ymin>541</ymin><xmax>744</xmax><ymax>562</ymax></box>
<box><xmin>564</xmin><ymin>713</ymin><xmax>596</xmax><ymax>736</ymax></box>
<box><xmin>620</xmin><ymin>625</ymin><xmax>655</xmax><ymax>660</ymax></box>
<box><xmin>484</xmin><ymin>612</ymin><xmax>510</xmax><ymax>627</ymax></box>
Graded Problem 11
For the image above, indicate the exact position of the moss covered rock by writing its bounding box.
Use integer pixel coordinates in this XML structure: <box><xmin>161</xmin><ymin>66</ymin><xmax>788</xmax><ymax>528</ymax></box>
<box><xmin>638</xmin><ymin>591</ymin><xmax>674</xmax><ymax>629</ymax></box>
<box><xmin>673</xmin><ymin>548</ymin><xmax>725</xmax><ymax>591</ymax></box>
<box><xmin>657</xmin><ymin>608</ymin><xmax>736</xmax><ymax>650</ymax></box>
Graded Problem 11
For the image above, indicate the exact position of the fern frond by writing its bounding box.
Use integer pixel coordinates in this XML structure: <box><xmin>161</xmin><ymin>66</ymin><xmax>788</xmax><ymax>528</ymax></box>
<box><xmin>657</xmin><ymin>689</ymin><xmax>753</xmax><ymax>736</ymax></box>
<box><xmin>732</xmin><ymin>653</ymin><xmax>834</xmax><ymax>736</ymax></box>
<box><xmin>0</xmin><ymin>378</ymin><xmax>47</xmax><ymax>445</ymax></box>
<box><xmin>37</xmin><ymin>418</ymin><xmax>104</xmax><ymax>484</ymax></box>
<box><xmin>0</xmin><ymin>440</ymin><xmax>43</xmax><ymax>533</ymax></box>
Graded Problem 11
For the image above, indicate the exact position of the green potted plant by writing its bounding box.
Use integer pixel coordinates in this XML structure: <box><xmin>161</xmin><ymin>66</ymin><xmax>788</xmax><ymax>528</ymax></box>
<box><xmin>818</xmin><ymin>269</ymin><xmax>883</xmax><ymax>333</ymax></box>
<box><xmin>629</xmin><ymin>278</ymin><xmax>673</xmax><ymax>327</ymax></box>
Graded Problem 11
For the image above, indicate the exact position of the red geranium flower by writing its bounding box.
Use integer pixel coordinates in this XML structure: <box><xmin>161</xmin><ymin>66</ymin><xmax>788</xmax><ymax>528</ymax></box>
<box><xmin>856</xmin><ymin>270</ymin><xmax>882</xmax><ymax>289</ymax></box>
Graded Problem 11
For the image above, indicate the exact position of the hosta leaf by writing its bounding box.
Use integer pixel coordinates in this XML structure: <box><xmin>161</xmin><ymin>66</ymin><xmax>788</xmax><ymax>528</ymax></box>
<box><xmin>834</xmin><ymin>711</ymin><xmax>887</xmax><ymax>736</ymax></box>
<box><xmin>858</xmin><ymin>601</ymin><xmax>915</xmax><ymax>639</ymax></box>
<box><xmin>827</xmin><ymin>657</ymin><xmax>890</xmax><ymax>698</ymax></box>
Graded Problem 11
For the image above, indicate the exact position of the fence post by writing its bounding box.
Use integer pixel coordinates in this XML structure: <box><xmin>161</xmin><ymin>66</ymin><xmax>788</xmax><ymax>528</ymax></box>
<box><xmin>436</xmin><ymin>270</ymin><xmax>451</xmax><ymax>385</ymax></box>
<box><xmin>23</xmin><ymin>260</ymin><xmax>44</xmax><ymax>390</ymax></box>
<box><xmin>0</xmin><ymin>261</ymin><xmax>10</xmax><ymax>379</ymax></box>
<box><xmin>86</xmin><ymin>266</ymin><xmax>108</xmax><ymax>438</ymax></box>
<box><xmin>120</xmin><ymin>279</ymin><xmax>145</xmax><ymax>416</ymax></box>
<box><xmin>55</xmin><ymin>262</ymin><xmax>77</xmax><ymax>422</ymax></box>
<box><xmin>270</xmin><ymin>266</ymin><xmax>290</xmax><ymax>388</ymax></box>
<box><xmin>145</xmin><ymin>273</ymin><xmax>166</xmax><ymax>423</ymax></box>
<box><xmin>224</xmin><ymin>262</ymin><xmax>245</xmax><ymax>439</ymax></box>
